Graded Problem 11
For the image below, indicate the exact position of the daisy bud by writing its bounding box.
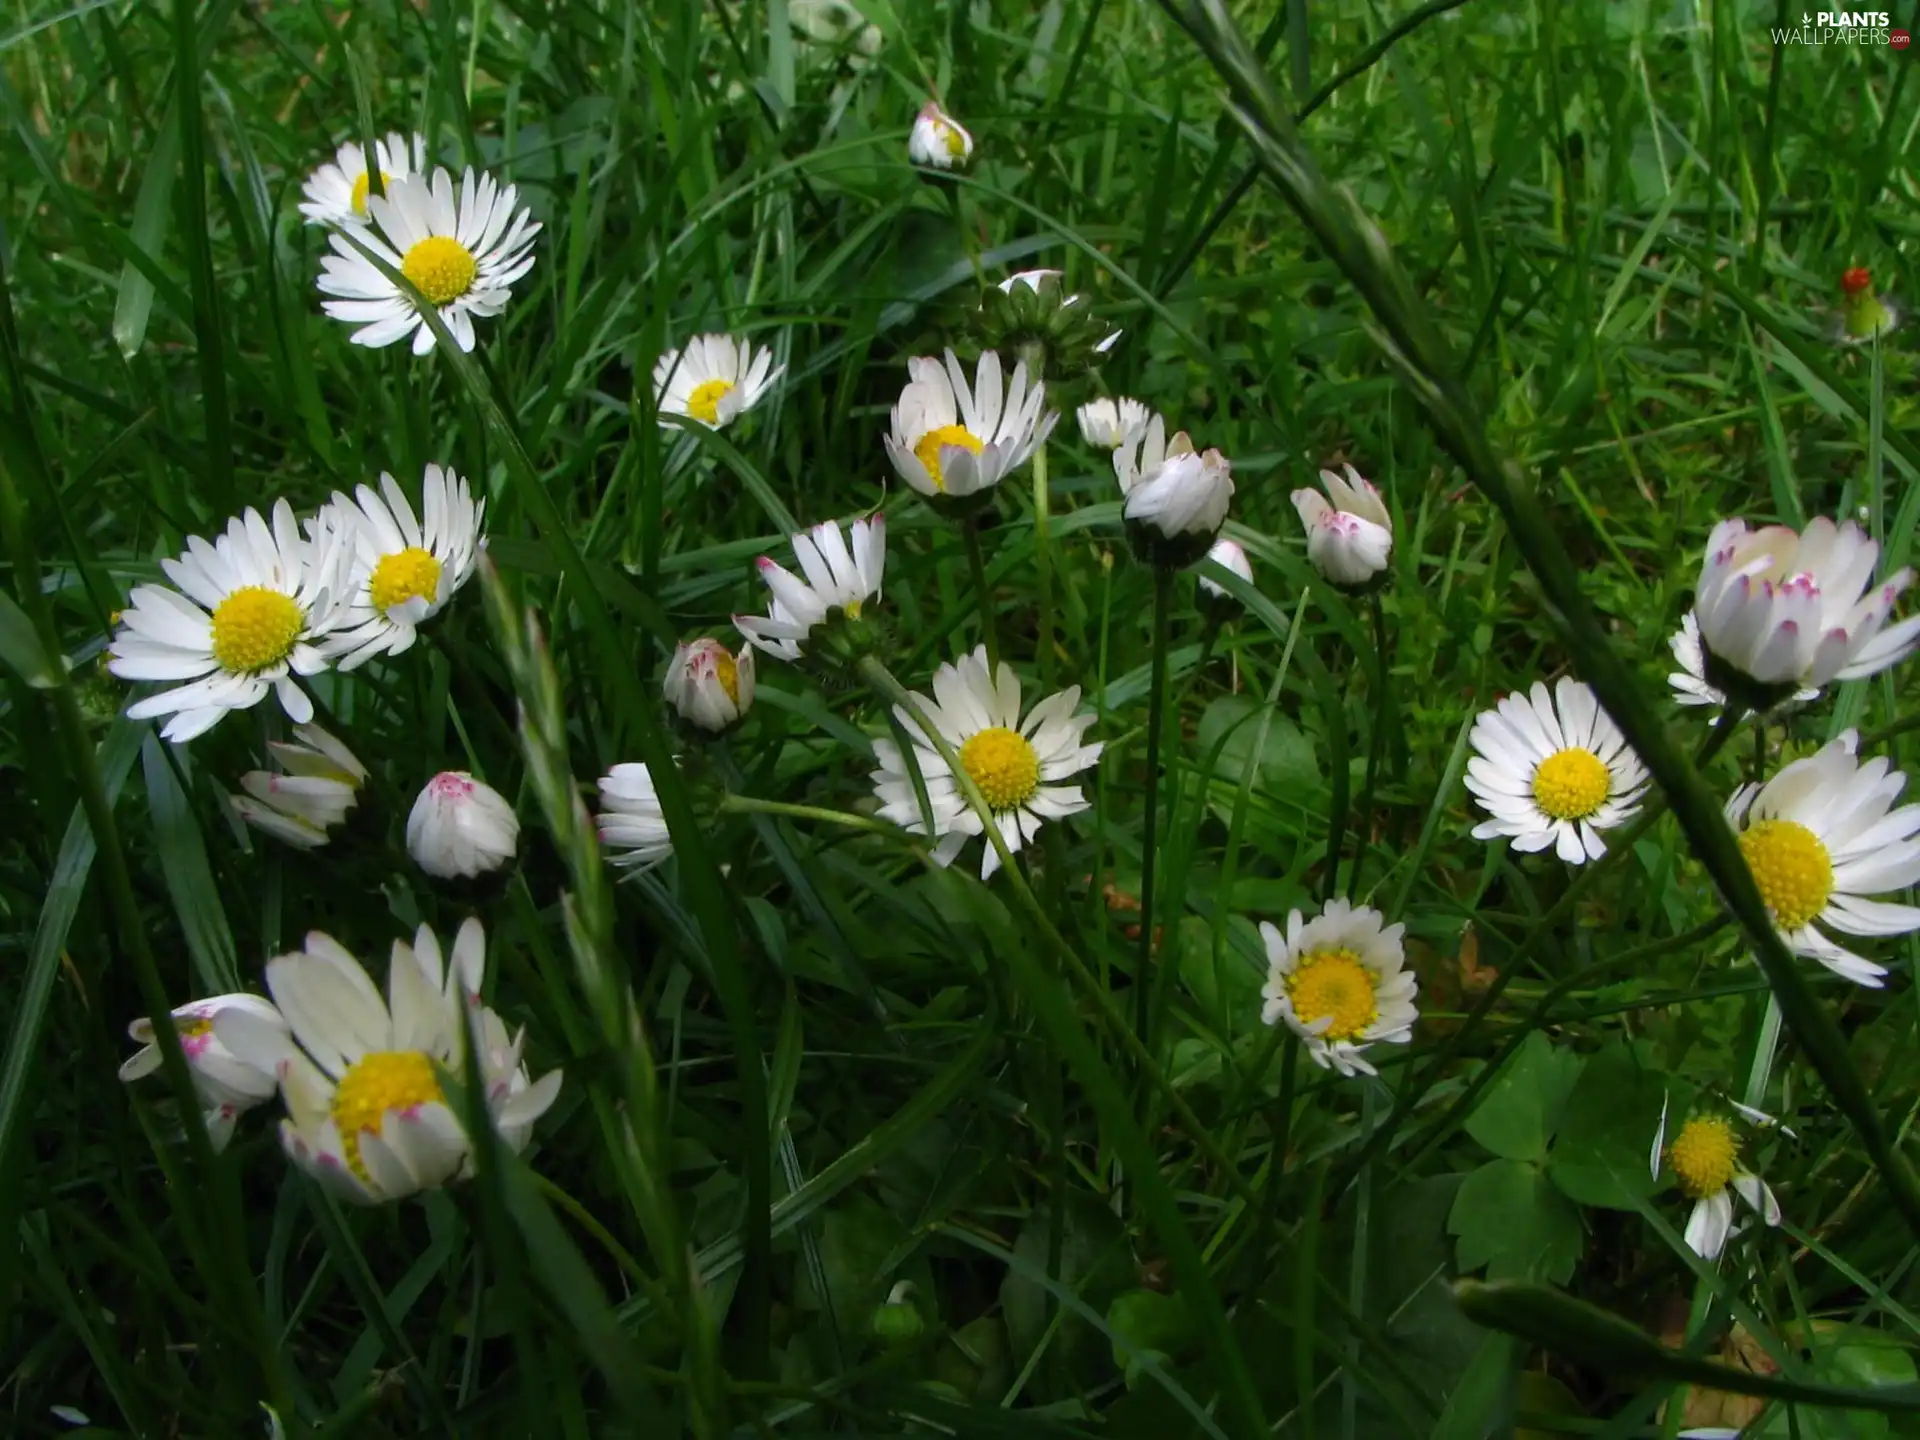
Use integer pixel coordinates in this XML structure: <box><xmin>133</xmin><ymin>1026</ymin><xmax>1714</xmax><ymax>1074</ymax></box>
<box><xmin>664</xmin><ymin>638</ymin><xmax>756</xmax><ymax>733</ymax></box>
<box><xmin>232</xmin><ymin>722</ymin><xmax>368</xmax><ymax>850</ymax></box>
<box><xmin>1197</xmin><ymin>538</ymin><xmax>1253</xmax><ymax>600</ymax></box>
<box><xmin>1837</xmin><ymin>265</ymin><xmax>1898</xmax><ymax>345</ymax></box>
<box><xmin>908</xmin><ymin>101</ymin><xmax>973</xmax><ymax>170</ymax></box>
<box><xmin>1114</xmin><ymin>414</ymin><xmax>1234</xmax><ymax>567</ymax></box>
<box><xmin>407</xmin><ymin>771</ymin><xmax>519</xmax><ymax>879</ymax></box>
<box><xmin>118</xmin><ymin>993</ymin><xmax>289</xmax><ymax>1151</ymax></box>
<box><xmin>1291</xmin><ymin>464</ymin><xmax>1392</xmax><ymax>590</ymax></box>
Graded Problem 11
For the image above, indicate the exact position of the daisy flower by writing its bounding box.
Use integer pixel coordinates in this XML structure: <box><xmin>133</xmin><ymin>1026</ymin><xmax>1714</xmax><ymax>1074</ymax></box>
<box><xmin>883</xmin><ymin>350</ymin><xmax>1055</xmax><ymax>504</ymax></box>
<box><xmin>1259</xmin><ymin>898</ymin><xmax>1418</xmax><ymax>1077</ymax></box>
<box><xmin>1076</xmin><ymin>396</ymin><xmax>1153</xmax><ymax>450</ymax></box>
<box><xmin>1465</xmin><ymin>678</ymin><xmax>1650</xmax><ymax>864</ymax></box>
<box><xmin>1114</xmin><ymin>413</ymin><xmax>1234</xmax><ymax>554</ymax></box>
<box><xmin>321</xmin><ymin>465</ymin><xmax>484</xmax><ymax>670</ymax></box>
<box><xmin>1667</xmin><ymin>610</ymin><xmax>1818</xmax><ymax>715</ymax></box>
<box><xmin>664</xmin><ymin>638</ymin><xmax>755</xmax><ymax>732</ymax></box>
<box><xmin>233</xmin><ymin>722</ymin><xmax>368</xmax><ymax>851</ymax></box>
<box><xmin>1692</xmin><ymin>515</ymin><xmax>1920</xmax><ymax>698</ymax></box>
<box><xmin>996</xmin><ymin>269</ymin><xmax>1123</xmax><ymax>355</ymax></box>
<box><xmin>907</xmin><ymin>101</ymin><xmax>973</xmax><ymax>169</ymax></box>
<box><xmin>1291</xmin><ymin>464</ymin><xmax>1392</xmax><ymax>588</ymax></box>
<box><xmin>108</xmin><ymin>500</ymin><xmax>351</xmax><ymax>743</ymax></box>
<box><xmin>652</xmin><ymin>334</ymin><xmax>784</xmax><ymax>429</ymax></box>
<box><xmin>870</xmin><ymin>645</ymin><xmax>1102</xmax><ymax>880</ymax></box>
<box><xmin>299</xmin><ymin>132</ymin><xmax>427</xmax><ymax>227</ymax></box>
<box><xmin>1726</xmin><ymin>729</ymin><xmax>1920</xmax><ymax>987</ymax></box>
<box><xmin>213</xmin><ymin>920</ymin><xmax>562</xmax><ymax>1203</ymax></box>
<box><xmin>735</xmin><ymin>515</ymin><xmax>887</xmax><ymax>663</ymax></box>
<box><xmin>1650</xmin><ymin>1095</ymin><xmax>1782</xmax><ymax>1261</ymax></box>
<box><xmin>407</xmin><ymin>771</ymin><xmax>519</xmax><ymax>880</ymax></box>
<box><xmin>318</xmin><ymin>165</ymin><xmax>539</xmax><ymax>355</ymax></box>
<box><xmin>119</xmin><ymin>993</ymin><xmax>289</xmax><ymax>1151</ymax></box>
<box><xmin>597</xmin><ymin>762</ymin><xmax>675</xmax><ymax>873</ymax></box>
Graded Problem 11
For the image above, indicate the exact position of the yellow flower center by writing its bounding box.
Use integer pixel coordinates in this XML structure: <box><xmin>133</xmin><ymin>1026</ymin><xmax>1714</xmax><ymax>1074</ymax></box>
<box><xmin>913</xmin><ymin>423</ymin><xmax>985</xmax><ymax>492</ymax></box>
<box><xmin>400</xmin><ymin>235</ymin><xmax>478</xmax><ymax>306</ymax></box>
<box><xmin>209</xmin><ymin>586</ymin><xmax>303</xmax><ymax>674</ymax></box>
<box><xmin>1286</xmin><ymin>947</ymin><xmax>1379</xmax><ymax>1042</ymax></box>
<box><xmin>687</xmin><ymin>378</ymin><xmax>735</xmax><ymax>426</ymax></box>
<box><xmin>330</xmin><ymin>1050</ymin><xmax>445</xmax><ymax>1185</ymax></box>
<box><xmin>942</xmin><ymin>124</ymin><xmax>967</xmax><ymax>158</ymax></box>
<box><xmin>1669</xmin><ymin>1116</ymin><xmax>1738</xmax><ymax>1200</ymax></box>
<box><xmin>368</xmin><ymin>546</ymin><xmax>443</xmax><ymax>617</ymax></box>
<box><xmin>958</xmin><ymin>726</ymin><xmax>1040</xmax><ymax>812</ymax></box>
<box><xmin>348</xmin><ymin>168</ymin><xmax>389</xmax><ymax>217</ymax></box>
<box><xmin>178</xmin><ymin>1017</ymin><xmax>212</xmax><ymax>1038</ymax></box>
<box><xmin>713</xmin><ymin>648</ymin><xmax>740</xmax><ymax>705</ymax></box>
<box><xmin>1531</xmin><ymin>747</ymin><xmax>1611</xmax><ymax>821</ymax></box>
<box><xmin>1739</xmin><ymin>818</ymin><xmax>1834</xmax><ymax>932</ymax></box>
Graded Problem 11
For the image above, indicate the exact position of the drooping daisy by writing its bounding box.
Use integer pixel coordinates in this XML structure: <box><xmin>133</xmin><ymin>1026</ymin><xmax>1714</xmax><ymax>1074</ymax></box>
<box><xmin>996</xmin><ymin>269</ymin><xmax>1123</xmax><ymax>355</ymax></box>
<box><xmin>1114</xmin><ymin>413</ymin><xmax>1234</xmax><ymax>559</ymax></box>
<box><xmin>407</xmin><ymin>771</ymin><xmax>520</xmax><ymax>880</ymax></box>
<box><xmin>664</xmin><ymin>637</ymin><xmax>755</xmax><ymax>732</ymax></box>
<box><xmin>213</xmin><ymin>920</ymin><xmax>562</xmax><ymax>1203</ymax></box>
<box><xmin>652</xmin><ymin>334</ymin><xmax>784</xmax><ymax>429</ymax></box>
<box><xmin>299</xmin><ymin>132</ymin><xmax>427</xmax><ymax>227</ymax></box>
<box><xmin>870</xmin><ymin>645</ymin><xmax>1102</xmax><ymax>880</ymax></box>
<box><xmin>1692</xmin><ymin>515</ymin><xmax>1920</xmax><ymax>699</ymax></box>
<box><xmin>1465</xmin><ymin>678</ymin><xmax>1650</xmax><ymax>864</ymax></box>
<box><xmin>735</xmin><ymin>514</ymin><xmax>887</xmax><ymax>663</ymax></box>
<box><xmin>1076</xmin><ymin>396</ymin><xmax>1153</xmax><ymax>450</ymax></box>
<box><xmin>883</xmin><ymin>350</ymin><xmax>1055</xmax><ymax>505</ymax></box>
<box><xmin>119</xmin><ymin>993</ymin><xmax>289</xmax><ymax>1151</ymax></box>
<box><xmin>1668</xmin><ymin>610</ymin><xmax>1819</xmax><ymax>715</ymax></box>
<box><xmin>1725</xmin><ymin>729</ymin><xmax>1920</xmax><ymax>987</ymax></box>
<box><xmin>322</xmin><ymin>465</ymin><xmax>484</xmax><ymax>670</ymax></box>
<box><xmin>597</xmin><ymin>762</ymin><xmax>675</xmax><ymax>872</ymax></box>
<box><xmin>1292</xmin><ymin>464</ymin><xmax>1392</xmax><ymax>588</ymax></box>
<box><xmin>318</xmin><ymin>166</ymin><xmax>539</xmax><ymax>355</ymax></box>
<box><xmin>233</xmin><ymin>723</ymin><xmax>368</xmax><ymax>850</ymax></box>
<box><xmin>1650</xmin><ymin>1095</ymin><xmax>1782</xmax><ymax>1261</ymax></box>
<box><xmin>1259</xmin><ymin>898</ymin><xmax>1418</xmax><ymax>1077</ymax></box>
<box><xmin>108</xmin><ymin>501</ymin><xmax>351</xmax><ymax>743</ymax></box>
<box><xmin>907</xmin><ymin>101</ymin><xmax>973</xmax><ymax>169</ymax></box>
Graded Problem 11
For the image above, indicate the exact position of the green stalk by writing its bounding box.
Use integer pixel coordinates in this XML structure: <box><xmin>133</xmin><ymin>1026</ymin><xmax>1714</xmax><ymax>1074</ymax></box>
<box><xmin>1134</xmin><ymin>564</ymin><xmax>1175</xmax><ymax>1050</ymax></box>
<box><xmin>960</xmin><ymin>518</ymin><xmax>1001</xmax><ymax>672</ymax></box>
<box><xmin>1032</xmin><ymin>437</ymin><xmax>1057</xmax><ymax>687</ymax></box>
<box><xmin>719</xmin><ymin>793</ymin><xmax>900</xmax><ymax>835</ymax></box>
<box><xmin>1344</xmin><ymin>592</ymin><xmax>1392</xmax><ymax>896</ymax></box>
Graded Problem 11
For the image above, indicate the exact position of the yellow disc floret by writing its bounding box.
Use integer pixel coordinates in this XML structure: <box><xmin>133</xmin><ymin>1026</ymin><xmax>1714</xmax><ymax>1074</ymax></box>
<box><xmin>687</xmin><ymin>378</ymin><xmax>735</xmax><ymax>426</ymax></box>
<box><xmin>1531</xmin><ymin>747</ymin><xmax>1611</xmax><ymax>821</ymax></box>
<box><xmin>913</xmin><ymin>424</ymin><xmax>985</xmax><ymax>492</ymax></box>
<box><xmin>400</xmin><ymin>236</ymin><xmax>478</xmax><ymax>306</ymax></box>
<box><xmin>349</xmin><ymin>169</ymin><xmax>390</xmax><ymax>217</ymax></box>
<box><xmin>1286</xmin><ymin>947</ymin><xmax>1379</xmax><ymax>1042</ymax></box>
<box><xmin>368</xmin><ymin>546</ymin><xmax>444</xmax><ymax>617</ymax></box>
<box><xmin>210</xmin><ymin>587</ymin><xmax>303</xmax><ymax>674</ymax></box>
<box><xmin>943</xmin><ymin>124</ymin><xmax>968</xmax><ymax>159</ymax></box>
<box><xmin>1739</xmin><ymin>818</ymin><xmax>1834</xmax><ymax>932</ymax></box>
<box><xmin>1668</xmin><ymin>1115</ymin><xmax>1738</xmax><ymax>1200</ymax></box>
<box><xmin>330</xmin><ymin>1050</ymin><xmax>445</xmax><ymax>1184</ymax></box>
<box><xmin>958</xmin><ymin>726</ymin><xmax>1041</xmax><ymax>812</ymax></box>
<box><xmin>713</xmin><ymin>648</ymin><xmax>740</xmax><ymax>705</ymax></box>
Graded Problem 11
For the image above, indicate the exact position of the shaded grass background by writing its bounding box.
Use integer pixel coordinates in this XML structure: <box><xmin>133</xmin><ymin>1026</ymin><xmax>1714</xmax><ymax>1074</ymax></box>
<box><xmin>4</xmin><ymin>0</ymin><xmax>1920</xmax><ymax>1433</ymax></box>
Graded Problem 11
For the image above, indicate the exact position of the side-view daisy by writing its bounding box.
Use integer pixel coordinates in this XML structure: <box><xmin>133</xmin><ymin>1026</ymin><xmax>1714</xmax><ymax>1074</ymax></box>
<box><xmin>883</xmin><ymin>350</ymin><xmax>1054</xmax><ymax>506</ymax></box>
<box><xmin>1291</xmin><ymin>463</ymin><xmax>1392</xmax><ymax>588</ymax></box>
<box><xmin>233</xmin><ymin>722</ymin><xmax>368</xmax><ymax>851</ymax></box>
<box><xmin>653</xmin><ymin>334</ymin><xmax>784</xmax><ymax>429</ymax></box>
<box><xmin>1114</xmin><ymin>413</ymin><xmax>1234</xmax><ymax>555</ymax></box>
<box><xmin>735</xmin><ymin>515</ymin><xmax>887</xmax><ymax>663</ymax></box>
<box><xmin>1726</xmin><ymin>729</ymin><xmax>1920</xmax><ymax>987</ymax></box>
<box><xmin>1076</xmin><ymin>396</ymin><xmax>1153</xmax><ymax>450</ymax></box>
<box><xmin>907</xmin><ymin>101</ymin><xmax>973</xmax><ymax>169</ymax></box>
<box><xmin>1668</xmin><ymin>610</ymin><xmax>1819</xmax><ymax>715</ymax></box>
<box><xmin>870</xmin><ymin>645</ymin><xmax>1102</xmax><ymax>880</ymax></box>
<box><xmin>318</xmin><ymin>166</ymin><xmax>539</xmax><ymax>355</ymax></box>
<box><xmin>299</xmin><ymin>132</ymin><xmax>427</xmax><ymax>227</ymax></box>
<box><xmin>1259</xmin><ymin>898</ymin><xmax>1417</xmax><ymax>1077</ymax></box>
<box><xmin>109</xmin><ymin>501</ymin><xmax>351</xmax><ymax>743</ymax></box>
<box><xmin>664</xmin><ymin>638</ymin><xmax>755</xmax><ymax>732</ymax></box>
<box><xmin>1650</xmin><ymin>1095</ymin><xmax>1782</xmax><ymax>1261</ymax></box>
<box><xmin>119</xmin><ymin>993</ymin><xmax>289</xmax><ymax>1151</ymax></box>
<box><xmin>597</xmin><ymin>762</ymin><xmax>675</xmax><ymax>872</ymax></box>
<box><xmin>323</xmin><ymin>465</ymin><xmax>485</xmax><ymax>670</ymax></box>
<box><xmin>996</xmin><ymin>269</ymin><xmax>1123</xmax><ymax>354</ymax></box>
<box><xmin>214</xmin><ymin>919</ymin><xmax>561</xmax><ymax>1204</ymax></box>
<box><xmin>1465</xmin><ymin>678</ymin><xmax>1649</xmax><ymax>864</ymax></box>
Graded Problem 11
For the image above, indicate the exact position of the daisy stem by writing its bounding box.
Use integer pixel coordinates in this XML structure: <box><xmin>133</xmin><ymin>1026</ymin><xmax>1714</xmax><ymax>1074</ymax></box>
<box><xmin>718</xmin><ymin>793</ymin><xmax>900</xmax><ymax>836</ymax></box>
<box><xmin>961</xmin><ymin>518</ymin><xmax>1001</xmax><ymax>671</ymax></box>
<box><xmin>1033</xmin><ymin>437</ymin><xmax>1056</xmax><ymax>687</ymax></box>
<box><xmin>1134</xmin><ymin>564</ymin><xmax>1175</xmax><ymax>1050</ymax></box>
<box><xmin>1344</xmin><ymin>592</ymin><xmax>1392</xmax><ymax>896</ymax></box>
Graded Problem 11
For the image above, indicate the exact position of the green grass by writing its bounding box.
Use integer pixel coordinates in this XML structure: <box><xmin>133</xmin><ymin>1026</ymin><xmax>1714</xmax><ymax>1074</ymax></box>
<box><xmin>4</xmin><ymin>0</ymin><xmax>1920</xmax><ymax>1434</ymax></box>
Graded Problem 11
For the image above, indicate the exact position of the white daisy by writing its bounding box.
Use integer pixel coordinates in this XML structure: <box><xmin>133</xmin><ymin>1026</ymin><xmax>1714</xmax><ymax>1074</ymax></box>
<box><xmin>996</xmin><ymin>269</ymin><xmax>1123</xmax><ymax>354</ymax></box>
<box><xmin>664</xmin><ymin>638</ymin><xmax>755</xmax><ymax>732</ymax></box>
<box><xmin>317</xmin><ymin>166</ymin><xmax>539</xmax><ymax>355</ymax></box>
<box><xmin>213</xmin><ymin>920</ymin><xmax>562</xmax><ymax>1204</ymax></box>
<box><xmin>597</xmin><ymin>762</ymin><xmax>675</xmax><ymax>872</ymax></box>
<box><xmin>119</xmin><ymin>993</ymin><xmax>288</xmax><ymax>1151</ymax></box>
<box><xmin>1114</xmin><ymin>413</ymin><xmax>1234</xmax><ymax>541</ymax></box>
<box><xmin>1650</xmin><ymin>1095</ymin><xmax>1782</xmax><ymax>1262</ymax></box>
<box><xmin>1198</xmin><ymin>537</ymin><xmax>1253</xmax><ymax>600</ymax></box>
<box><xmin>735</xmin><ymin>515</ymin><xmax>886</xmax><ymax>662</ymax></box>
<box><xmin>1725</xmin><ymin>729</ymin><xmax>1920</xmax><ymax>987</ymax></box>
<box><xmin>1668</xmin><ymin>610</ymin><xmax>1819</xmax><ymax>715</ymax></box>
<box><xmin>883</xmin><ymin>350</ymin><xmax>1055</xmax><ymax>502</ymax></box>
<box><xmin>652</xmin><ymin>334</ymin><xmax>784</xmax><ymax>429</ymax></box>
<box><xmin>1693</xmin><ymin>515</ymin><xmax>1920</xmax><ymax>695</ymax></box>
<box><xmin>907</xmin><ymin>101</ymin><xmax>973</xmax><ymax>169</ymax></box>
<box><xmin>1291</xmin><ymin>464</ymin><xmax>1392</xmax><ymax>588</ymax></box>
<box><xmin>1076</xmin><ymin>396</ymin><xmax>1154</xmax><ymax>450</ymax></box>
<box><xmin>1258</xmin><ymin>898</ymin><xmax>1418</xmax><ymax>1078</ymax></box>
<box><xmin>407</xmin><ymin>771</ymin><xmax>519</xmax><ymax>880</ymax></box>
<box><xmin>233</xmin><ymin>723</ymin><xmax>368</xmax><ymax>851</ymax></box>
<box><xmin>299</xmin><ymin>132</ymin><xmax>427</xmax><ymax>227</ymax></box>
<box><xmin>870</xmin><ymin>645</ymin><xmax>1102</xmax><ymax>881</ymax></box>
<box><xmin>1465</xmin><ymin>678</ymin><xmax>1650</xmax><ymax>864</ymax></box>
<box><xmin>108</xmin><ymin>500</ymin><xmax>352</xmax><ymax>744</ymax></box>
<box><xmin>323</xmin><ymin>465</ymin><xmax>484</xmax><ymax>671</ymax></box>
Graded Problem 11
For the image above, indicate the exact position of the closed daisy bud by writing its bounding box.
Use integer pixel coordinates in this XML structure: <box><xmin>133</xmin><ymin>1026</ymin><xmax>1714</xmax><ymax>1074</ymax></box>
<box><xmin>1650</xmin><ymin>1095</ymin><xmax>1782</xmax><ymax>1261</ymax></box>
<box><xmin>1259</xmin><ymin>898</ymin><xmax>1418</xmax><ymax>1078</ymax></box>
<box><xmin>1114</xmin><ymin>413</ymin><xmax>1234</xmax><ymax>566</ymax></box>
<box><xmin>1291</xmin><ymin>464</ymin><xmax>1392</xmax><ymax>589</ymax></box>
<box><xmin>119</xmin><ymin>993</ymin><xmax>289</xmax><ymax>1150</ymax></box>
<box><xmin>665</xmin><ymin>638</ymin><xmax>755</xmax><ymax>732</ymax></box>
<box><xmin>908</xmin><ymin>101</ymin><xmax>973</xmax><ymax>170</ymax></box>
<box><xmin>407</xmin><ymin>771</ymin><xmax>519</xmax><ymax>879</ymax></box>
<box><xmin>233</xmin><ymin>722</ymin><xmax>368</xmax><ymax>850</ymax></box>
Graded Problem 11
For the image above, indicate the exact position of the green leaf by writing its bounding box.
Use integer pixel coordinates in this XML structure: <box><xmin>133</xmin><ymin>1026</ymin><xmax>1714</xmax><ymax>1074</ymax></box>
<box><xmin>1546</xmin><ymin>1042</ymin><xmax>1665</xmax><ymax>1211</ymax></box>
<box><xmin>0</xmin><ymin>586</ymin><xmax>59</xmax><ymax>687</ymax></box>
<box><xmin>141</xmin><ymin>736</ymin><xmax>239</xmax><ymax>995</ymax></box>
<box><xmin>1448</xmin><ymin>1160</ymin><xmax>1582</xmax><ymax>1285</ymax></box>
<box><xmin>1462</xmin><ymin>1031</ymin><xmax>1582</xmax><ymax>1163</ymax></box>
<box><xmin>1196</xmin><ymin>693</ymin><xmax>1321</xmax><ymax>796</ymax></box>
<box><xmin>1107</xmin><ymin>1290</ymin><xmax>1197</xmax><ymax>1373</ymax></box>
